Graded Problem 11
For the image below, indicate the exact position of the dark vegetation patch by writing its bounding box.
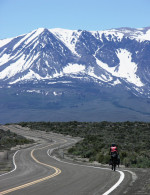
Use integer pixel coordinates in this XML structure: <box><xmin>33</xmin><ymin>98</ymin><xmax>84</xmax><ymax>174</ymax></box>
<box><xmin>18</xmin><ymin>121</ymin><xmax>150</xmax><ymax>168</ymax></box>
<box><xmin>0</xmin><ymin>128</ymin><xmax>34</xmax><ymax>150</ymax></box>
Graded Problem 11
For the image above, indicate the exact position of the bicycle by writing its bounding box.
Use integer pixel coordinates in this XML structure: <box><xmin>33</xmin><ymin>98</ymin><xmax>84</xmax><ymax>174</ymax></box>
<box><xmin>111</xmin><ymin>153</ymin><xmax>118</xmax><ymax>171</ymax></box>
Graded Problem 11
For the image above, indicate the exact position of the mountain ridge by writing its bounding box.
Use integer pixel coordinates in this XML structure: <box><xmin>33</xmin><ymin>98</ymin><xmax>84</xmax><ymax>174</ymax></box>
<box><xmin>1</xmin><ymin>27</ymin><xmax>150</xmax><ymax>93</ymax></box>
<box><xmin>0</xmin><ymin>27</ymin><xmax>150</xmax><ymax>123</ymax></box>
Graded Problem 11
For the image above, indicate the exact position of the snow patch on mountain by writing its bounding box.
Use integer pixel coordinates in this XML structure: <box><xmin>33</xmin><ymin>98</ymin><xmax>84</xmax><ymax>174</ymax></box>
<box><xmin>13</xmin><ymin>28</ymin><xmax>44</xmax><ymax>50</ymax></box>
<box><xmin>111</xmin><ymin>79</ymin><xmax>121</xmax><ymax>86</ymax></box>
<box><xmin>63</xmin><ymin>63</ymin><xmax>85</xmax><ymax>74</ymax></box>
<box><xmin>50</xmin><ymin>28</ymin><xmax>81</xmax><ymax>55</ymax></box>
<box><xmin>26</xmin><ymin>28</ymin><xmax>44</xmax><ymax>44</ymax></box>
<box><xmin>0</xmin><ymin>53</ymin><xmax>10</xmax><ymax>66</ymax></box>
<box><xmin>96</xmin><ymin>49</ymin><xmax>144</xmax><ymax>87</ymax></box>
<box><xmin>26</xmin><ymin>89</ymin><xmax>41</xmax><ymax>93</ymax></box>
<box><xmin>0</xmin><ymin>52</ymin><xmax>40</xmax><ymax>80</ymax></box>
<box><xmin>0</xmin><ymin>55</ymin><xmax>26</xmax><ymax>79</ymax></box>
<box><xmin>92</xmin><ymin>27</ymin><xmax>150</xmax><ymax>42</ymax></box>
<box><xmin>53</xmin><ymin>91</ymin><xmax>62</xmax><ymax>96</ymax></box>
<box><xmin>53</xmin><ymin>70</ymin><xmax>63</xmax><ymax>78</ymax></box>
<box><xmin>116</xmin><ymin>49</ymin><xmax>143</xmax><ymax>86</ymax></box>
<box><xmin>0</xmin><ymin>38</ymin><xmax>13</xmax><ymax>48</ymax></box>
<box><xmin>125</xmin><ymin>29</ymin><xmax>150</xmax><ymax>42</ymax></box>
<box><xmin>9</xmin><ymin>69</ymin><xmax>44</xmax><ymax>84</ymax></box>
<box><xmin>92</xmin><ymin>30</ymin><xmax>124</xmax><ymax>42</ymax></box>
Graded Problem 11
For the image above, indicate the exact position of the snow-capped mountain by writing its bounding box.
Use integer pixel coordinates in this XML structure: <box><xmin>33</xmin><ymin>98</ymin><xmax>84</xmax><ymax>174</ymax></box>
<box><xmin>0</xmin><ymin>27</ymin><xmax>150</xmax><ymax>123</ymax></box>
<box><xmin>0</xmin><ymin>27</ymin><xmax>150</xmax><ymax>92</ymax></box>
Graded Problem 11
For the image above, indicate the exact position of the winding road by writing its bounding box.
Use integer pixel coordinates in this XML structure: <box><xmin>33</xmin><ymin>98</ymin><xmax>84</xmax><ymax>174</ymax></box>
<box><xmin>0</xmin><ymin>125</ymin><xmax>134</xmax><ymax>195</ymax></box>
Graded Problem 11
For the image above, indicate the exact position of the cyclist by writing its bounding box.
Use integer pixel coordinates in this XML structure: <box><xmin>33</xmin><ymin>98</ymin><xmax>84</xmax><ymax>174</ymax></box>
<box><xmin>109</xmin><ymin>143</ymin><xmax>119</xmax><ymax>166</ymax></box>
<box><xmin>110</xmin><ymin>143</ymin><xmax>118</xmax><ymax>155</ymax></box>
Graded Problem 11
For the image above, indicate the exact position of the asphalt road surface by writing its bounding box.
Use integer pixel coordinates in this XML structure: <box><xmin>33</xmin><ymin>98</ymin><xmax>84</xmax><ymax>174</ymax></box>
<box><xmin>0</xmin><ymin>125</ymin><xmax>135</xmax><ymax>195</ymax></box>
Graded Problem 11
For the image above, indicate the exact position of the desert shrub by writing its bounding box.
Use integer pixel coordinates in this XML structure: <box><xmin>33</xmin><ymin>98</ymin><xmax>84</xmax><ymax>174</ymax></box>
<box><xmin>0</xmin><ymin>128</ymin><xmax>34</xmax><ymax>150</ymax></box>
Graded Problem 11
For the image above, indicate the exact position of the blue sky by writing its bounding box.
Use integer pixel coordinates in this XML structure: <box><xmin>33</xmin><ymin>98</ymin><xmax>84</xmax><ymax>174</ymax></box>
<box><xmin>0</xmin><ymin>0</ymin><xmax>150</xmax><ymax>39</ymax></box>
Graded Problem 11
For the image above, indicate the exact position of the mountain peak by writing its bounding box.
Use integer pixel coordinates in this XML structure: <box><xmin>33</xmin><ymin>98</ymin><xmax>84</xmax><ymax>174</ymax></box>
<box><xmin>0</xmin><ymin>27</ymin><xmax>150</xmax><ymax>98</ymax></box>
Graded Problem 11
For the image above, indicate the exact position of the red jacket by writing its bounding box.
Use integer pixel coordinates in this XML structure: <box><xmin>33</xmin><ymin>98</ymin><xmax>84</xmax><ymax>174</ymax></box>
<box><xmin>110</xmin><ymin>146</ymin><xmax>118</xmax><ymax>153</ymax></box>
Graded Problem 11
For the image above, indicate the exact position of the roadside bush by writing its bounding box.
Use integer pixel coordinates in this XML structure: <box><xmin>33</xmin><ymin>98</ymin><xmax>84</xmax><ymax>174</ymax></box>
<box><xmin>123</xmin><ymin>157</ymin><xmax>130</xmax><ymax>167</ymax></box>
<box><xmin>0</xmin><ymin>128</ymin><xmax>34</xmax><ymax>150</ymax></box>
<box><xmin>96</xmin><ymin>152</ymin><xmax>104</xmax><ymax>163</ymax></box>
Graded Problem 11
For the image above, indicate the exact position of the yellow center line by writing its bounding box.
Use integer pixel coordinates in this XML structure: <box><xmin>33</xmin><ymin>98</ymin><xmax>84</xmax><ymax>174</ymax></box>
<box><xmin>0</xmin><ymin>143</ymin><xmax>62</xmax><ymax>194</ymax></box>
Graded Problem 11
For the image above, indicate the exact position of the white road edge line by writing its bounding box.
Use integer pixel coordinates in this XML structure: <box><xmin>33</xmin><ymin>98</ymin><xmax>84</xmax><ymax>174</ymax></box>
<box><xmin>0</xmin><ymin>143</ymin><xmax>43</xmax><ymax>178</ymax></box>
<box><xmin>102</xmin><ymin>170</ymin><xmax>125</xmax><ymax>195</ymax></box>
<box><xmin>0</xmin><ymin>150</ymin><xmax>19</xmax><ymax>177</ymax></box>
<box><xmin>47</xmin><ymin>146</ymin><xmax>125</xmax><ymax>195</ymax></box>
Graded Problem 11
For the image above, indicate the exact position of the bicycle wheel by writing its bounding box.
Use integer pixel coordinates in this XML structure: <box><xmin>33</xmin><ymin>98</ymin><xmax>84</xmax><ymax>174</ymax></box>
<box><xmin>113</xmin><ymin>163</ymin><xmax>116</xmax><ymax>171</ymax></box>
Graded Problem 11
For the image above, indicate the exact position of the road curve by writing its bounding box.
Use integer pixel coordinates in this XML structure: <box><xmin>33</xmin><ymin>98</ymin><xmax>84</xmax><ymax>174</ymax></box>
<box><xmin>0</xmin><ymin>125</ymin><xmax>133</xmax><ymax>195</ymax></box>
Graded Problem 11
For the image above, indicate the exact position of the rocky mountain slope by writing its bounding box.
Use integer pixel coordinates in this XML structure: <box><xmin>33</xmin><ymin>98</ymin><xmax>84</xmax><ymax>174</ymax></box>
<box><xmin>0</xmin><ymin>27</ymin><xmax>150</xmax><ymax>123</ymax></box>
